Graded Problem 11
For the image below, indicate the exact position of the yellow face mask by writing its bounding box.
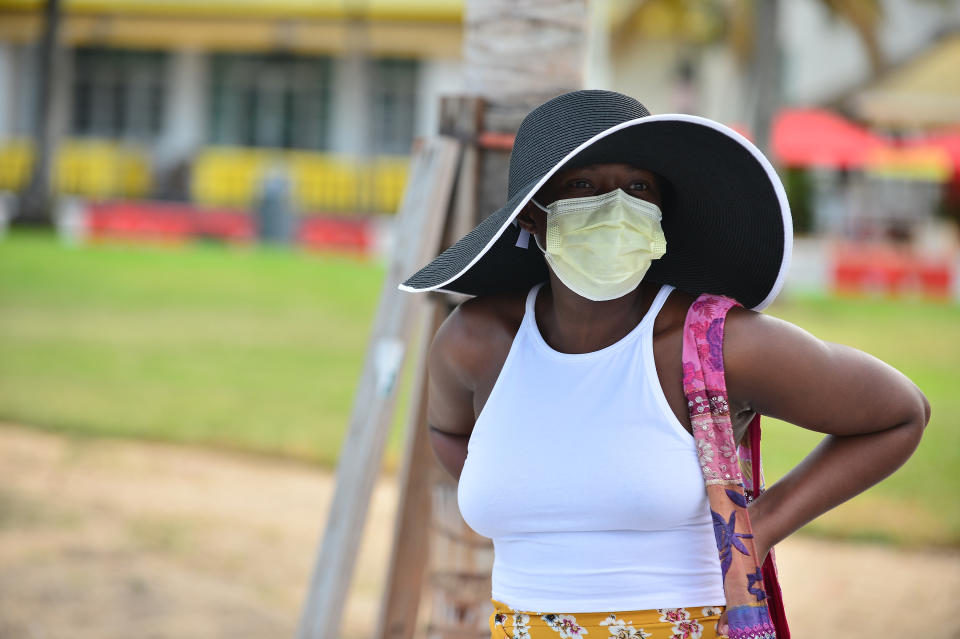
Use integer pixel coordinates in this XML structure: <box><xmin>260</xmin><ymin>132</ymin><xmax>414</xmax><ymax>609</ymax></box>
<box><xmin>533</xmin><ymin>189</ymin><xmax>667</xmax><ymax>301</ymax></box>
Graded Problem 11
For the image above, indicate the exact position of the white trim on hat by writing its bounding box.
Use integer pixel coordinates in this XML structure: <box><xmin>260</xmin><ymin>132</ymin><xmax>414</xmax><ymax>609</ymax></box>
<box><xmin>399</xmin><ymin>113</ymin><xmax>792</xmax><ymax>311</ymax></box>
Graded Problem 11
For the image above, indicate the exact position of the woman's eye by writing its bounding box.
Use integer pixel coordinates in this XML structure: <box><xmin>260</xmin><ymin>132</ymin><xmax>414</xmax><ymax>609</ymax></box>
<box><xmin>568</xmin><ymin>179</ymin><xmax>593</xmax><ymax>189</ymax></box>
<box><xmin>629</xmin><ymin>181</ymin><xmax>649</xmax><ymax>191</ymax></box>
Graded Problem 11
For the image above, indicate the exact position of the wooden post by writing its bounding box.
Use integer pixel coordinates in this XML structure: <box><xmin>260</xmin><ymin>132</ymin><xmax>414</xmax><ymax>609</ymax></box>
<box><xmin>296</xmin><ymin>136</ymin><xmax>460</xmax><ymax>639</ymax></box>
<box><xmin>374</xmin><ymin>96</ymin><xmax>485</xmax><ymax>639</ymax></box>
<box><xmin>423</xmin><ymin>97</ymin><xmax>494</xmax><ymax>639</ymax></box>
<box><xmin>425</xmin><ymin>476</ymin><xmax>494</xmax><ymax>639</ymax></box>
<box><xmin>374</xmin><ymin>299</ymin><xmax>447</xmax><ymax>639</ymax></box>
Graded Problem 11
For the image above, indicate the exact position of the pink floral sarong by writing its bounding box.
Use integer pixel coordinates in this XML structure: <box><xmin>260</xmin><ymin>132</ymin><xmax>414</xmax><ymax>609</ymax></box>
<box><xmin>682</xmin><ymin>294</ymin><xmax>789</xmax><ymax>639</ymax></box>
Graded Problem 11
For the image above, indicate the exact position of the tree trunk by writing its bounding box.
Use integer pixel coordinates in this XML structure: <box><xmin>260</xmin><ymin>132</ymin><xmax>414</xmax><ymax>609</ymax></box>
<box><xmin>463</xmin><ymin>0</ymin><xmax>588</xmax><ymax>220</ymax></box>
<box><xmin>17</xmin><ymin>0</ymin><xmax>62</xmax><ymax>226</ymax></box>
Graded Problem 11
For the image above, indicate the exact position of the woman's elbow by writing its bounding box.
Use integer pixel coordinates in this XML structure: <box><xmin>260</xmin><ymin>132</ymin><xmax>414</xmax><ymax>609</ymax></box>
<box><xmin>917</xmin><ymin>388</ymin><xmax>931</xmax><ymax>433</ymax></box>
<box><xmin>428</xmin><ymin>425</ymin><xmax>469</xmax><ymax>481</ymax></box>
<box><xmin>899</xmin><ymin>386</ymin><xmax>930</xmax><ymax>451</ymax></box>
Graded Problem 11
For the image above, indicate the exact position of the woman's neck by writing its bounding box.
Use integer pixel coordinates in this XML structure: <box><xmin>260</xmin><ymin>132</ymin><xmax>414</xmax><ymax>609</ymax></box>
<box><xmin>534</xmin><ymin>275</ymin><xmax>657</xmax><ymax>354</ymax></box>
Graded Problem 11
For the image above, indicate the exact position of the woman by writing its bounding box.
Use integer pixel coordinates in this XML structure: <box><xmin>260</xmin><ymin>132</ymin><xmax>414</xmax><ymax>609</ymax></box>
<box><xmin>401</xmin><ymin>91</ymin><xmax>929</xmax><ymax>639</ymax></box>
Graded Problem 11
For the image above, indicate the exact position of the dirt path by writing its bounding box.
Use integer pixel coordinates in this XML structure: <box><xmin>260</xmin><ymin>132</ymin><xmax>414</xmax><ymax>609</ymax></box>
<box><xmin>1</xmin><ymin>424</ymin><xmax>957</xmax><ymax>639</ymax></box>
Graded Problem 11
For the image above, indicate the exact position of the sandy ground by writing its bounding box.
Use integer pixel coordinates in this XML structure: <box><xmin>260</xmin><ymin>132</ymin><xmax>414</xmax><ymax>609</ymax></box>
<box><xmin>0</xmin><ymin>423</ymin><xmax>958</xmax><ymax>639</ymax></box>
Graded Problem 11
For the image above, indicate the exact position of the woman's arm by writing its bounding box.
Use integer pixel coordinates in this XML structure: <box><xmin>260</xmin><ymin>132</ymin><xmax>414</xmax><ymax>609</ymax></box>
<box><xmin>722</xmin><ymin>307</ymin><xmax>931</xmax><ymax>560</ymax></box>
<box><xmin>426</xmin><ymin>306</ymin><xmax>480</xmax><ymax>480</ymax></box>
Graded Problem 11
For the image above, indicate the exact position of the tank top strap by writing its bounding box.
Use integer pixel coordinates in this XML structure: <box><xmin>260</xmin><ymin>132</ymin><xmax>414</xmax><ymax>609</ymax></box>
<box><xmin>523</xmin><ymin>281</ymin><xmax>546</xmax><ymax>316</ymax></box>
<box><xmin>644</xmin><ymin>283</ymin><xmax>675</xmax><ymax>328</ymax></box>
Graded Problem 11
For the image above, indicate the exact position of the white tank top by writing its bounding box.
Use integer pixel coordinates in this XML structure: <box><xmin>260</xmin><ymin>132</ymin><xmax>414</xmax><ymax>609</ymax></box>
<box><xmin>457</xmin><ymin>283</ymin><xmax>724</xmax><ymax>613</ymax></box>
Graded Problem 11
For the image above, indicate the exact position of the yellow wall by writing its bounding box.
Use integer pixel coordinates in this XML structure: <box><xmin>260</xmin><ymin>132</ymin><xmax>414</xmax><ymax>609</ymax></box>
<box><xmin>192</xmin><ymin>148</ymin><xmax>408</xmax><ymax>214</ymax></box>
<box><xmin>0</xmin><ymin>140</ymin><xmax>150</xmax><ymax>198</ymax></box>
<box><xmin>0</xmin><ymin>141</ymin><xmax>409</xmax><ymax>213</ymax></box>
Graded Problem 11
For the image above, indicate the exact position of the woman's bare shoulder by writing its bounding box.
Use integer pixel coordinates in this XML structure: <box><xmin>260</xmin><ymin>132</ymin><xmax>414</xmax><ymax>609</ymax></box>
<box><xmin>427</xmin><ymin>291</ymin><xmax>529</xmax><ymax>439</ymax></box>
<box><xmin>431</xmin><ymin>291</ymin><xmax>528</xmax><ymax>380</ymax></box>
<box><xmin>721</xmin><ymin>304</ymin><xmax>929</xmax><ymax>436</ymax></box>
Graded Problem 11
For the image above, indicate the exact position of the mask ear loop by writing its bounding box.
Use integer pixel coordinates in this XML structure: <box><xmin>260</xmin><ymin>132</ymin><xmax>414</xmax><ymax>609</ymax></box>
<box><xmin>515</xmin><ymin>198</ymin><xmax>551</xmax><ymax>250</ymax></box>
<box><xmin>515</xmin><ymin>229</ymin><xmax>531</xmax><ymax>249</ymax></box>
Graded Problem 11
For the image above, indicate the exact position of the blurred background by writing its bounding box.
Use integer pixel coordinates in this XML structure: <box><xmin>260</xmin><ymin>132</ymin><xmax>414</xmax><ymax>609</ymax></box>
<box><xmin>0</xmin><ymin>0</ymin><xmax>959</xmax><ymax>638</ymax></box>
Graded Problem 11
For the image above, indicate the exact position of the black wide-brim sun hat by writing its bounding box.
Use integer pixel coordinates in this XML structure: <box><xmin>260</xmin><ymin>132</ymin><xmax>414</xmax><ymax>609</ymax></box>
<box><xmin>400</xmin><ymin>90</ymin><xmax>792</xmax><ymax>311</ymax></box>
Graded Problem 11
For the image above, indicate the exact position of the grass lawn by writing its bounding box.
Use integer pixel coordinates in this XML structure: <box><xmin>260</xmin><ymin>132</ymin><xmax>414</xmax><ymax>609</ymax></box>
<box><xmin>1</xmin><ymin>229</ymin><xmax>958</xmax><ymax>546</ymax></box>
<box><xmin>0</xmin><ymin>230</ymin><xmax>389</xmax><ymax>468</ymax></box>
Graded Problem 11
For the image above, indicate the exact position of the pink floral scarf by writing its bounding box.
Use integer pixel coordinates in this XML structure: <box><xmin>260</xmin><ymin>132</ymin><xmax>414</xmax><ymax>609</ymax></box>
<box><xmin>682</xmin><ymin>294</ymin><xmax>790</xmax><ymax>639</ymax></box>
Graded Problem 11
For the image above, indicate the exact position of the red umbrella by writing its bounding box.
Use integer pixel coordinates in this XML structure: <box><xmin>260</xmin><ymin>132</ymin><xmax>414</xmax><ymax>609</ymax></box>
<box><xmin>772</xmin><ymin>108</ymin><xmax>889</xmax><ymax>169</ymax></box>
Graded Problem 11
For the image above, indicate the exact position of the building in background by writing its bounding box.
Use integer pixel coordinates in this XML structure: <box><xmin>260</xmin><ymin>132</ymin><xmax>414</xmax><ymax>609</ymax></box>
<box><xmin>0</xmin><ymin>0</ymin><xmax>957</xmax><ymax>225</ymax></box>
<box><xmin>0</xmin><ymin>0</ymin><xmax>466</xmax><ymax>215</ymax></box>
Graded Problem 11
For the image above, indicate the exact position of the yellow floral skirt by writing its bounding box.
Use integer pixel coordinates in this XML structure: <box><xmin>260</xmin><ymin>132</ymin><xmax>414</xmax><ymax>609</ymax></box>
<box><xmin>490</xmin><ymin>599</ymin><xmax>727</xmax><ymax>639</ymax></box>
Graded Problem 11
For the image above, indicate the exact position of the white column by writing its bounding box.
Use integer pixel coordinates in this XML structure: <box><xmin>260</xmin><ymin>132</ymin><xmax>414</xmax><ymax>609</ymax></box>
<box><xmin>329</xmin><ymin>54</ymin><xmax>369</xmax><ymax>156</ymax></box>
<box><xmin>52</xmin><ymin>45</ymin><xmax>71</xmax><ymax>143</ymax></box>
<box><xmin>0</xmin><ymin>43</ymin><xmax>14</xmax><ymax>140</ymax></box>
<box><xmin>155</xmin><ymin>49</ymin><xmax>207</xmax><ymax>170</ymax></box>
<box><xmin>414</xmin><ymin>57</ymin><xmax>464</xmax><ymax>138</ymax></box>
<box><xmin>13</xmin><ymin>45</ymin><xmax>39</xmax><ymax>138</ymax></box>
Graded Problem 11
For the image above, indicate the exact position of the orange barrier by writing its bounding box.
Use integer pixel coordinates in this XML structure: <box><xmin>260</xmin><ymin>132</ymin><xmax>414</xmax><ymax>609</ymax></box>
<box><xmin>299</xmin><ymin>216</ymin><xmax>372</xmax><ymax>254</ymax></box>
<box><xmin>831</xmin><ymin>243</ymin><xmax>954</xmax><ymax>299</ymax></box>
<box><xmin>87</xmin><ymin>201</ymin><xmax>249</xmax><ymax>243</ymax></box>
<box><xmin>83</xmin><ymin>200</ymin><xmax>375</xmax><ymax>255</ymax></box>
